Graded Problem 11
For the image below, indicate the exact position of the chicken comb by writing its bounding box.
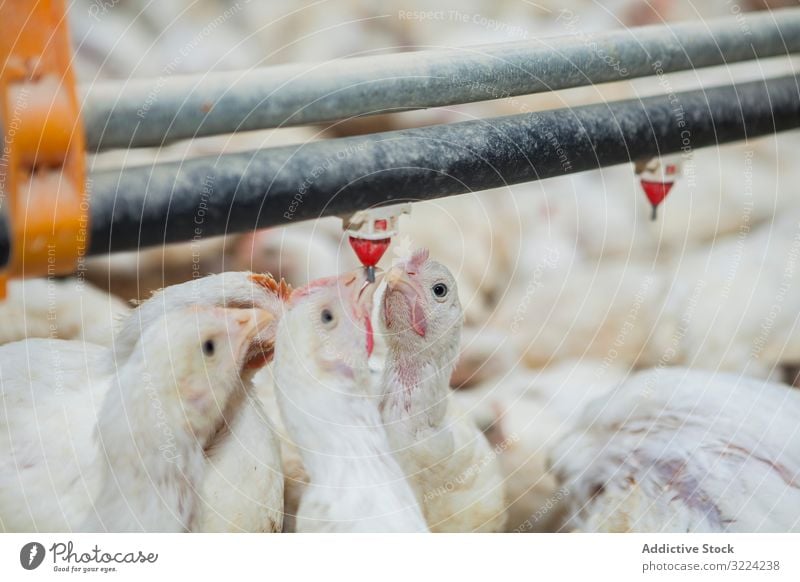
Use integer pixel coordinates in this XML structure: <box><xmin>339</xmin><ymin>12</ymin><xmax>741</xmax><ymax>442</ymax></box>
<box><xmin>290</xmin><ymin>275</ymin><xmax>340</xmax><ymax>301</ymax></box>
<box><xmin>249</xmin><ymin>273</ymin><xmax>293</xmax><ymax>301</ymax></box>
<box><xmin>407</xmin><ymin>248</ymin><xmax>430</xmax><ymax>272</ymax></box>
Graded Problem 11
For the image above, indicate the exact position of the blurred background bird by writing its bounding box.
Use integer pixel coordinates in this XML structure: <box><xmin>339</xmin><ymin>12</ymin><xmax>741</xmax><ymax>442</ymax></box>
<box><xmin>550</xmin><ymin>368</ymin><xmax>800</xmax><ymax>532</ymax></box>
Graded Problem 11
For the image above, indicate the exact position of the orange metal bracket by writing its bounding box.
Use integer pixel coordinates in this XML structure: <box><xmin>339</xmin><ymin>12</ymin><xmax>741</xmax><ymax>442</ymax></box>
<box><xmin>0</xmin><ymin>0</ymin><xmax>87</xmax><ymax>298</ymax></box>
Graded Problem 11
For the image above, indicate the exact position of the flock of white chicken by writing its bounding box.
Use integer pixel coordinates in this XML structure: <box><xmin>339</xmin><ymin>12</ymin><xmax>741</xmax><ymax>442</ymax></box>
<box><xmin>0</xmin><ymin>253</ymin><xmax>506</xmax><ymax>532</ymax></box>
<box><xmin>1</xmin><ymin>0</ymin><xmax>799</xmax><ymax>532</ymax></box>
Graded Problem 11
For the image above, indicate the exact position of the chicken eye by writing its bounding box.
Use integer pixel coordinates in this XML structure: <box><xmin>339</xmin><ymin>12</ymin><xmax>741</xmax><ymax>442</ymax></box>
<box><xmin>432</xmin><ymin>283</ymin><xmax>448</xmax><ymax>298</ymax></box>
<box><xmin>202</xmin><ymin>339</ymin><xmax>216</xmax><ymax>357</ymax></box>
<box><xmin>320</xmin><ymin>309</ymin><xmax>335</xmax><ymax>325</ymax></box>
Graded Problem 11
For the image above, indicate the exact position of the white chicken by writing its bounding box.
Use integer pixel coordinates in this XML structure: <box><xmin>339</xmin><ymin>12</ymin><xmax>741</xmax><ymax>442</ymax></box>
<box><xmin>449</xmin><ymin>325</ymin><xmax>517</xmax><ymax>390</ymax></box>
<box><xmin>234</xmin><ymin>218</ymin><xmax>355</xmax><ymax>287</ymax></box>
<box><xmin>273</xmin><ymin>272</ymin><xmax>427</xmax><ymax>532</ymax></box>
<box><xmin>113</xmin><ymin>271</ymin><xmax>289</xmax><ymax>532</ymax></box>
<box><xmin>495</xmin><ymin>207</ymin><xmax>800</xmax><ymax>377</ymax></box>
<box><xmin>378</xmin><ymin>250</ymin><xmax>506</xmax><ymax>532</ymax></box>
<box><xmin>452</xmin><ymin>372</ymin><xmax>564</xmax><ymax>533</ymax></box>
<box><xmin>0</xmin><ymin>277</ymin><xmax>130</xmax><ymax>347</ymax></box>
<box><xmin>551</xmin><ymin>368</ymin><xmax>800</xmax><ymax>532</ymax></box>
<box><xmin>453</xmin><ymin>358</ymin><xmax>631</xmax><ymax>532</ymax></box>
<box><xmin>84</xmin><ymin>237</ymin><xmax>232</xmax><ymax>303</ymax></box>
<box><xmin>498</xmin><ymin>257</ymin><xmax>663</xmax><ymax>370</ymax></box>
<box><xmin>646</xmin><ymin>212</ymin><xmax>800</xmax><ymax>380</ymax></box>
<box><xmin>0</xmin><ymin>306</ymin><xmax>273</xmax><ymax>531</ymax></box>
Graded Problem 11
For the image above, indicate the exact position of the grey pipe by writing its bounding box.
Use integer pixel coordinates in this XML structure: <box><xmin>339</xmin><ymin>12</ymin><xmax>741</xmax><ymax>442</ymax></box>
<box><xmin>81</xmin><ymin>8</ymin><xmax>800</xmax><ymax>151</ymax></box>
<box><xmin>79</xmin><ymin>75</ymin><xmax>800</xmax><ymax>258</ymax></box>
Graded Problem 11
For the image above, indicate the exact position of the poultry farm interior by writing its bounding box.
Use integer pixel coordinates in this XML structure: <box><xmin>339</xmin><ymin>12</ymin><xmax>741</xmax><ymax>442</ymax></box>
<box><xmin>1</xmin><ymin>0</ymin><xmax>800</xmax><ymax>534</ymax></box>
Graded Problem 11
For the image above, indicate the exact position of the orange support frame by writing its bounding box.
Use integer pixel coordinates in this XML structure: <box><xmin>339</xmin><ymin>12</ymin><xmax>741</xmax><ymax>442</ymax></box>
<box><xmin>0</xmin><ymin>0</ymin><xmax>87</xmax><ymax>297</ymax></box>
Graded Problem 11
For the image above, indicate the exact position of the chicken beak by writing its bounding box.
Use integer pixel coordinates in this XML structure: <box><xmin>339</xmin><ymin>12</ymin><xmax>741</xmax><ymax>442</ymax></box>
<box><xmin>385</xmin><ymin>266</ymin><xmax>427</xmax><ymax>337</ymax></box>
<box><xmin>357</xmin><ymin>274</ymin><xmax>378</xmax><ymax>311</ymax></box>
<box><xmin>230</xmin><ymin>308</ymin><xmax>277</xmax><ymax>370</ymax></box>
<box><xmin>343</xmin><ymin>268</ymin><xmax>380</xmax><ymax>357</ymax></box>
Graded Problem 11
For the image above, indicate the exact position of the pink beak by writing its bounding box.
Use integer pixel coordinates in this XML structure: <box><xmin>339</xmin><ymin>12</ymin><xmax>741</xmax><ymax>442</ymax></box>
<box><xmin>345</xmin><ymin>269</ymin><xmax>379</xmax><ymax>357</ymax></box>
<box><xmin>222</xmin><ymin>308</ymin><xmax>276</xmax><ymax>370</ymax></box>
<box><xmin>384</xmin><ymin>266</ymin><xmax>427</xmax><ymax>337</ymax></box>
